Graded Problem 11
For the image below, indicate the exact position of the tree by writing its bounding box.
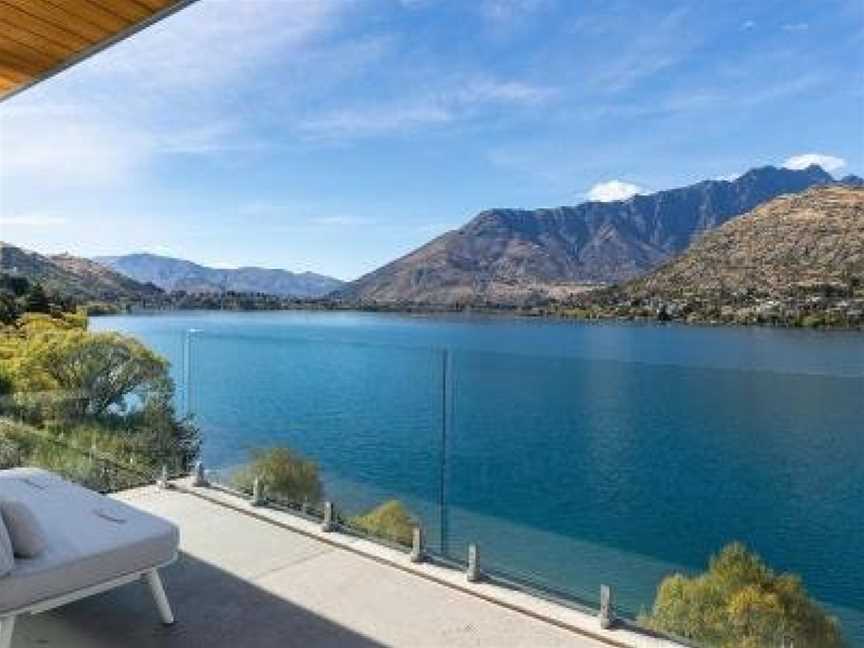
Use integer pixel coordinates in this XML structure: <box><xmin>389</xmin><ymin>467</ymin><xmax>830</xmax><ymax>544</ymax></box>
<box><xmin>24</xmin><ymin>282</ymin><xmax>51</xmax><ymax>314</ymax></box>
<box><xmin>0</xmin><ymin>292</ymin><xmax>18</xmax><ymax>326</ymax></box>
<box><xmin>20</xmin><ymin>330</ymin><xmax>169</xmax><ymax>418</ymax></box>
<box><xmin>642</xmin><ymin>543</ymin><xmax>843</xmax><ymax>647</ymax></box>
<box><xmin>232</xmin><ymin>447</ymin><xmax>323</xmax><ymax>504</ymax></box>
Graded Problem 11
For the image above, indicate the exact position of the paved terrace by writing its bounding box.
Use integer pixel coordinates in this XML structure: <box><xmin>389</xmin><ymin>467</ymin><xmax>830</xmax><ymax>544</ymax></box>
<box><xmin>13</xmin><ymin>480</ymin><xmax>681</xmax><ymax>648</ymax></box>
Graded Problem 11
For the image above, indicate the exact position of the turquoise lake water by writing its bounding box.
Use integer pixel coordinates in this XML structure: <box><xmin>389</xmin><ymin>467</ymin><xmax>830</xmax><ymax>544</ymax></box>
<box><xmin>93</xmin><ymin>311</ymin><xmax>864</xmax><ymax>643</ymax></box>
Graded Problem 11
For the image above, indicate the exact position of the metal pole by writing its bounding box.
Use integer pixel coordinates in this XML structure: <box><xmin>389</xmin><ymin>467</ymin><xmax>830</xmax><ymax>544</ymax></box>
<box><xmin>439</xmin><ymin>349</ymin><xmax>450</xmax><ymax>557</ymax></box>
<box><xmin>184</xmin><ymin>329</ymin><xmax>194</xmax><ymax>418</ymax></box>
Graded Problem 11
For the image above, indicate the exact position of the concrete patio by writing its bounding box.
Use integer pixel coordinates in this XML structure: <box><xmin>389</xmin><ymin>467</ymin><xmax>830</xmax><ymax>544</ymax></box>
<box><xmin>11</xmin><ymin>481</ymin><xmax>680</xmax><ymax>648</ymax></box>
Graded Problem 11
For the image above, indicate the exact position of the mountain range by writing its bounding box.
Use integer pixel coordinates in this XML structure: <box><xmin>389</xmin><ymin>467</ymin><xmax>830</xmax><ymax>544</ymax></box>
<box><xmin>0</xmin><ymin>243</ymin><xmax>163</xmax><ymax>303</ymax></box>
<box><xmin>336</xmin><ymin>165</ymin><xmax>856</xmax><ymax>305</ymax></box>
<box><xmin>94</xmin><ymin>254</ymin><xmax>343</xmax><ymax>299</ymax></box>
<box><xmin>578</xmin><ymin>185</ymin><xmax>864</xmax><ymax>325</ymax></box>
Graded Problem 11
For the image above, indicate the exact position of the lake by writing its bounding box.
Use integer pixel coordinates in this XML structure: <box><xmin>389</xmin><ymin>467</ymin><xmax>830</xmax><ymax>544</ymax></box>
<box><xmin>93</xmin><ymin>311</ymin><xmax>864</xmax><ymax>643</ymax></box>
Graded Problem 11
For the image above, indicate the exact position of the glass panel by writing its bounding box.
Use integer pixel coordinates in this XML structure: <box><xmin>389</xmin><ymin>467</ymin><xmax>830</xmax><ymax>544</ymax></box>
<box><xmin>189</xmin><ymin>332</ymin><xmax>445</xmax><ymax>552</ymax></box>
<box><xmin>446</xmin><ymin>347</ymin><xmax>864</xmax><ymax>633</ymax></box>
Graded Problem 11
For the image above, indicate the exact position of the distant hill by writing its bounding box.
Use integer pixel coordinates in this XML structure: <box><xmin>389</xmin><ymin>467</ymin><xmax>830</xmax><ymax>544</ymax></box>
<box><xmin>336</xmin><ymin>165</ymin><xmax>837</xmax><ymax>306</ymax></box>
<box><xmin>94</xmin><ymin>253</ymin><xmax>343</xmax><ymax>299</ymax></box>
<box><xmin>577</xmin><ymin>185</ymin><xmax>864</xmax><ymax>326</ymax></box>
<box><xmin>617</xmin><ymin>185</ymin><xmax>863</xmax><ymax>298</ymax></box>
<box><xmin>0</xmin><ymin>243</ymin><xmax>164</xmax><ymax>304</ymax></box>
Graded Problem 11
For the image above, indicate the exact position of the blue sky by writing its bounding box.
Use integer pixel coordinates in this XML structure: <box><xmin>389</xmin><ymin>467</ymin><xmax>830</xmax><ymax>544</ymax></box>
<box><xmin>1</xmin><ymin>0</ymin><xmax>862</xmax><ymax>280</ymax></box>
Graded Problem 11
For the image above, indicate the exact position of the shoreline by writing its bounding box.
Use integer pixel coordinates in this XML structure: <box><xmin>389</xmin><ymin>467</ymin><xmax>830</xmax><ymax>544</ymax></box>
<box><xmin>96</xmin><ymin>301</ymin><xmax>864</xmax><ymax>333</ymax></box>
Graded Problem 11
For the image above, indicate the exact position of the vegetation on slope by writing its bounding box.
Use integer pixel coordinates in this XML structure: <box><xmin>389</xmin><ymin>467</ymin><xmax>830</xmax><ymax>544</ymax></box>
<box><xmin>559</xmin><ymin>186</ymin><xmax>864</xmax><ymax>328</ymax></box>
<box><xmin>0</xmin><ymin>276</ymin><xmax>199</xmax><ymax>489</ymax></box>
<box><xmin>642</xmin><ymin>543</ymin><xmax>843</xmax><ymax>647</ymax></box>
<box><xmin>1</xmin><ymin>242</ymin><xmax>163</xmax><ymax>307</ymax></box>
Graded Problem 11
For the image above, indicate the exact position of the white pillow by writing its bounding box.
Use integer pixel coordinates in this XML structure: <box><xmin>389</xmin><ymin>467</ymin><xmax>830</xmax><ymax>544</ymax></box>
<box><xmin>0</xmin><ymin>513</ymin><xmax>13</xmax><ymax>577</ymax></box>
<box><xmin>1</xmin><ymin>500</ymin><xmax>47</xmax><ymax>558</ymax></box>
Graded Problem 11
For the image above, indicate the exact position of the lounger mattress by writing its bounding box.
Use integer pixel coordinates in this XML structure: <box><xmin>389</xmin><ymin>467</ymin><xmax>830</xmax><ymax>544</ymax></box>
<box><xmin>0</xmin><ymin>467</ymin><xmax>178</xmax><ymax>614</ymax></box>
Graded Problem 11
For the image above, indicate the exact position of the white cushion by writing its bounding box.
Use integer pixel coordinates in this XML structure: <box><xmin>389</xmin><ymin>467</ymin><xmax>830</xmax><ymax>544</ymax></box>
<box><xmin>1</xmin><ymin>499</ymin><xmax>47</xmax><ymax>558</ymax></box>
<box><xmin>0</xmin><ymin>514</ymin><xmax>13</xmax><ymax>578</ymax></box>
<box><xmin>0</xmin><ymin>468</ymin><xmax>178</xmax><ymax>614</ymax></box>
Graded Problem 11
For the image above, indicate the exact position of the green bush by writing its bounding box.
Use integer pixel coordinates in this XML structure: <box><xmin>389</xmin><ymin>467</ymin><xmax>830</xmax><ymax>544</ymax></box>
<box><xmin>641</xmin><ymin>543</ymin><xmax>843</xmax><ymax>647</ymax></box>
<box><xmin>350</xmin><ymin>499</ymin><xmax>416</xmax><ymax>546</ymax></box>
<box><xmin>232</xmin><ymin>447</ymin><xmax>323</xmax><ymax>505</ymax></box>
<box><xmin>1</xmin><ymin>307</ymin><xmax>199</xmax><ymax>478</ymax></box>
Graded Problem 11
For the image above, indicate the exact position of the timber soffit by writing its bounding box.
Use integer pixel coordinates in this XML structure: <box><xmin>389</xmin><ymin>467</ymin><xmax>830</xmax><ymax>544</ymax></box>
<box><xmin>0</xmin><ymin>0</ymin><xmax>200</xmax><ymax>103</ymax></box>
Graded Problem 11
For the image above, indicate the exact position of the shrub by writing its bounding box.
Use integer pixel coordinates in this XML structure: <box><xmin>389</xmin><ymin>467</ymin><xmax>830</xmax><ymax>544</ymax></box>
<box><xmin>232</xmin><ymin>447</ymin><xmax>323</xmax><ymax>505</ymax></box>
<box><xmin>641</xmin><ymin>542</ymin><xmax>843</xmax><ymax>647</ymax></box>
<box><xmin>350</xmin><ymin>499</ymin><xmax>416</xmax><ymax>546</ymax></box>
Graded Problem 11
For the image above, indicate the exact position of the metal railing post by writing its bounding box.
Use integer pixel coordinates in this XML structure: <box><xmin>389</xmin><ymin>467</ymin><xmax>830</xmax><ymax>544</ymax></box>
<box><xmin>466</xmin><ymin>543</ymin><xmax>481</xmax><ymax>582</ymax></box>
<box><xmin>410</xmin><ymin>527</ymin><xmax>424</xmax><ymax>563</ymax></box>
<box><xmin>599</xmin><ymin>584</ymin><xmax>615</xmax><ymax>629</ymax></box>
<box><xmin>321</xmin><ymin>501</ymin><xmax>335</xmax><ymax>532</ymax></box>
<box><xmin>192</xmin><ymin>461</ymin><xmax>209</xmax><ymax>487</ymax></box>
<box><xmin>157</xmin><ymin>464</ymin><xmax>169</xmax><ymax>489</ymax></box>
<box><xmin>250</xmin><ymin>477</ymin><xmax>265</xmax><ymax>506</ymax></box>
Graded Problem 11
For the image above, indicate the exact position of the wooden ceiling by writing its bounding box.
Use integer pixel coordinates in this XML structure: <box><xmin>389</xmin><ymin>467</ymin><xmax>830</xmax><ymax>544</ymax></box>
<box><xmin>0</xmin><ymin>0</ymin><xmax>197</xmax><ymax>101</ymax></box>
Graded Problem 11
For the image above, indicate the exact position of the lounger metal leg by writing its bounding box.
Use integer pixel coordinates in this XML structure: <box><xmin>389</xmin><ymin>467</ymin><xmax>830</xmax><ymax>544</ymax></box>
<box><xmin>144</xmin><ymin>569</ymin><xmax>174</xmax><ymax>625</ymax></box>
<box><xmin>0</xmin><ymin>615</ymin><xmax>16</xmax><ymax>648</ymax></box>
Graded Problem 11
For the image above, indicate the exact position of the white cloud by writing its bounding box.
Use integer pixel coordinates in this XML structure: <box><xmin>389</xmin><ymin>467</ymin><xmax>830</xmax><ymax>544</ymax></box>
<box><xmin>782</xmin><ymin>22</ymin><xmax>809</xmax><ymax>32</ymax></box>
<box><xmin>783</xmin><ymin>153</ymin><xmax>846</xmax><ymax>172</ymax></box>
<box><xmin>715</xmin><ymin>172</ymin><xmax>741</xmax><ymax>182</ymax></box>
<box><xmin>741</xmin><ymin>20</ymin><xmax>756</xmax><ymax>30</ymax></box>
<box><xmin>586</xmin><ymin>180</ymin><xmax>646</xmax><ymax>202</ymax></box>
<box><xmin>0</xmin><ymin>214</ymin><xmax>67</xmax><ymax>228</ymax></box>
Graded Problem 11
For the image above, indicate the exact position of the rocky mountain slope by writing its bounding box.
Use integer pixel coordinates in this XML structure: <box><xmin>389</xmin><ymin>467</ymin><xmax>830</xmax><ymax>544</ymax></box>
<box><xmin>336</xmin><ymin>165</ymin><xmax>838</xmax><ymax>306</ymax></box>
<box><xmin>0</xmin><ymin>243</ymin><xmax>163</xmax><ymax>303</ymax></box>
<box><xmin>576</xmin><ymin>185</ymin><xmax>864</xmax><ymax>326</ymax></box>
<box><xmin>95</xmin><ymin>253</ymin><xmax>343</xmax><ymax>299</ymax></box>
<box><xmin>619</xmin><ymin>185</ymin><xmax>862</xmax><ymax>297</ymax></box>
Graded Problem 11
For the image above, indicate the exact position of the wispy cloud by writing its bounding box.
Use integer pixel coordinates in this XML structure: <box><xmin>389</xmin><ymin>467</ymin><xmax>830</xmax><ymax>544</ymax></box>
<box><xmin>0</xmin><ymin>104</ymin><xmax>150</xmax><ymax>187</ymax></box>
<box><xmin>0</xmin><ymin>0</ymin><xmax>348</xmax><ymax>187</ymax></box>
<box><xmin>782</xmin><ymin>22</ymin><xmax>810</xmax><ymax>32</ymax></box>
<box><xmin>783</xmin><ymin>153</ymin><xmax>846</xmax><ymax>172</ymax></box>
<box><xmin>296</xmin><ymin>104</ymin><xmax>453</xmax><ymax>140</ymax></box>
<box><xmin>309</xmin><ymin>215</ymin><xmax>377</xmax><ymax>226</ymax></box>
<box><xmin>480</xmin><ymin>0</ymin><xmax>549</xmax><ymax>22</ymax></box>
<box><xmin>453</xmin><ymin>79</ymin><xmax>558</xmax><ymax>106</ymax></box>
<box><xmin>296</xmin><ymin>77</ymin><xmax>557</xmax><ymax>140</ymax></box>
<box><xmin>0</xmin><ymin>214</ymin><xmax>68</xmax><ymax>228</ymax></box>
<box><xmin>82</xmin><ymin>0</ymin><xmax>343</xmax><ymax>91</ymax></box>
<box><xmin>581</xmin><ymin>6</ymin><xmax>697</xmax><ymax>93</ymax></box>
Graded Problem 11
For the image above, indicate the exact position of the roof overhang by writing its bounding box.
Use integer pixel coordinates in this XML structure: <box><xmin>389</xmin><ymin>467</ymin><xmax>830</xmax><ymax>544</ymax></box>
<box><xmin>0</xmin><ymin>0</ymin><xmax>199</xmax><ymax>103</ymax></box>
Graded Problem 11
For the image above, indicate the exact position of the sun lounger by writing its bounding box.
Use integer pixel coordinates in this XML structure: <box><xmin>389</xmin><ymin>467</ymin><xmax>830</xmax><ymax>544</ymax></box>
<box><xmin>0</xmin><ymin>467</ymin><xmax>179</xmax><ymax>648</ymax></box>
